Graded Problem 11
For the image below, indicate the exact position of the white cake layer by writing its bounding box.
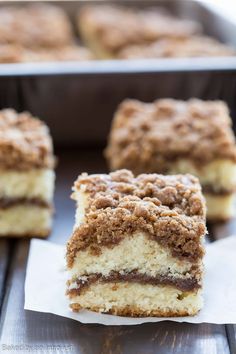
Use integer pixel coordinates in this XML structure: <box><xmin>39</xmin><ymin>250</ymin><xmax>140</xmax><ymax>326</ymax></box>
<box><xmin>205</xmin><ymin>193</ymin><xmax>235</xmax><ymax>220</ymax></box>
<box><xmin>72</xmin><ymin>186</ymin><xmax>89</xmax><ymax>230</ymax></box>
<box><xmin>168</xmin><ymin>158</ymin><xmax>236</xmax><ymax>193</ymax></box>
<box><xmin>0</xmin><ymin>205</ymin><xmax>52</xmax><ymax>237</ymax></box>
<box><xmin>0</xmin><ymin>169</ymin><xmax>55</xmax><ymax>202</ymax></box>
<box><xmin>69</xmin><ymin>232</ymin><xmax>200</xmax><ymax>280</ymax></box>
<box><xmin>70</xmin><ymin>283</ymin><xmax>202</xmax><ymax>316</ymax></box>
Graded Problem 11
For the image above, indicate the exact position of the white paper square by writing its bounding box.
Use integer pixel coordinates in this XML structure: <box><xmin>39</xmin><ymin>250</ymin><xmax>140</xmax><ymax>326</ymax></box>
<box><xmin>24</xmin><ymin>236</ymin><xmax>236</xmax><ymax>325</ymax></box>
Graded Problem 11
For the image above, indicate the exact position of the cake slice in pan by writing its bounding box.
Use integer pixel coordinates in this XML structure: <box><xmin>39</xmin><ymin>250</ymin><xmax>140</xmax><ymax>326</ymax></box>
<box><xmin>21</xmin><ymin>45</ymin><xmax>94</xmax><ymax>63</ymax></box>
<box><xmin>0</xmin><ymin>109</ymin><xmax>55</xmax><ymax>237</ymax></box>
<box><xmin>0</xmin><ymin>44</ymin><xmax>94</xmax><ymax>63</ymax></box>
<box><xmin>119</xmin><ymin>36</ymin><xmax>235</xmax><ymax>59</ymax></box>
<box><xmin>78</xmin><ymin>5</ymin><xmax>201</xmax><ymax>59</ymax></box>
<box><xmin>66</xmin><ymin>170</ymin><xmax>206</xmax><ymax>317</ymax></box>
<box><xmin>105</xmin><ymin>99</ymin><xmax>236</xmax><ymax>221</ymax></box>
<box><xmin>0</xmin><ymin>4</ymin><xmax>73</xmax><ymax>49</ymax></box>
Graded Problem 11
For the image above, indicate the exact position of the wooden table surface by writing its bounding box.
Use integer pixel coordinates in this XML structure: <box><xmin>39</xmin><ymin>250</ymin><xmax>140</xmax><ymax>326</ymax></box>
<box><xmin>0</xmin><ymin>148</ymin><xmax>235</xmax><ymax>354</ymax></box>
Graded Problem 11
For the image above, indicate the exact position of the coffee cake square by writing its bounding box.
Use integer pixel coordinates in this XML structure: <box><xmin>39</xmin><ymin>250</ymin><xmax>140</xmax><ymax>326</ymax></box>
<box><xmin>0</xmin><ymin>44</ymin><xmax>94</xmax><ymax>64</ymax></box>
<box><xmin>67</xmin><ymin>170</ymin><xmax>206</xmax><ymax>317</ymax></box>
<box><xmin>118</xmin><ymin>36</ymin><xmax>235</xmax><ymax>59</ymax></box>
<box><xmin>0</xmin><ymin>109</ymin><xmax>55</xmax><ymax>237</ymax></box>
<box><xmin>0</xmin><ymin>4</ymin><xmax>73</xmax><ymax>49</ymax></box>
<box><xmin>106</xmin><ymin>99</ymin><xmax>236</xmax><ymax>221</ymax></box>
<box><xmin>78</xmin><ymin>5</ymin><xmax>200</xmax><ymax>59</ymax></box>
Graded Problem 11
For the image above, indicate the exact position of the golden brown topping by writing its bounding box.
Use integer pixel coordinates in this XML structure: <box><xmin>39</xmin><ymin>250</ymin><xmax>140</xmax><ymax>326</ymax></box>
<box><xmin>0</xmin><ymin>109</ymin><xmax>55</xmax><ymax>170</ymax></box>
<box><xmin>22</xmin><ymin>46</ymin><xmax>94</xmax><ymax>62</ymax></box>
<box><xmin>79</xmin><ymin>5</ymin><xmax>201</xmax><ymax>55</ymax></box>
<box><xmin>0</xmin><ymin>44</ymin><xmax>23</xmax><ymax>63</ymax></box>
<box><xmin>119</xmin><ymin>36</ymin><xmax>235</xmax><ymax>59</ymax></box>
<box><xmin>0</xmin><ymin>4</ymin><xmax>73</xmax><ymax>48</ymax></box>
<box><xmin>67</xmin><ymin>170</ymin><xmax>206</xmax><ymax>267</ymax></box>
<box><xmin>0</xmin><ymin>43</ymin><xmax>94</xmax><ymax>63</ymax></box>
<box><xmin>106</xmin><ymin>99</ymin><xmax>236</xmax><ymax>173</ymax></box>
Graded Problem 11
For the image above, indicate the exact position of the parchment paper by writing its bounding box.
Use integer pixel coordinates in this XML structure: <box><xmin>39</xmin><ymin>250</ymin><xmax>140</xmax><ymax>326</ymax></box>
<box><xmin>24</xmin><ymin>236</ymin><xmax>236</xmax><ymax>325</ymax></box>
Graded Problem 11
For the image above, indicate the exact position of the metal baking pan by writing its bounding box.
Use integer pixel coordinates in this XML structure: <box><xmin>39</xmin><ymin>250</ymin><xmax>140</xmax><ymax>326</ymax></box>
<box><xmin>0</xmin><ymin>0</ymin><xmax>236</xmax><ymax>146</ymax></box>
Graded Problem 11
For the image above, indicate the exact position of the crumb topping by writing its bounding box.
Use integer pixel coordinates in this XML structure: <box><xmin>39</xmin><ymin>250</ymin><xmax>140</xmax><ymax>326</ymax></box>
<box><xmin>79</xmin><ymin>5</ymin><xmax>200</xmax><ymax>54</ymax></box>
<box><xmin>119</xmin><ymin>36</ymin><xmax>235</xmax><ymax>59</ymax></box>
<box><xmin>0</xmin><ymin>4</ymin><xmax>73</xmax><ymax>48</ymax></box>
<box><xmin>20</xmin><ymin>45</ymin><xmax>94</xmax><ymax>62</ymax></box>
<box><xmin>0</xmin><ymin>44</ymin><xmax>23</xmax><ymax>63</ymax></box>
<box><xmin>105</xmin><ymin>99</ymin><xmax>236</xmax><ymax>173</ymax></box>
<box><xmin>0</xmin><ymin>109</ymin><xmax>55</xmax><ymax>170</ymax></box>
<box><xmin>67</xmin><ymin>170</ymin><xmax>206</xmax><ymax>267</ymax></box>
<box><xmin>0</xmin><ymin>43</ymin><xmax>94</xmax><ymax>63</ymax></box>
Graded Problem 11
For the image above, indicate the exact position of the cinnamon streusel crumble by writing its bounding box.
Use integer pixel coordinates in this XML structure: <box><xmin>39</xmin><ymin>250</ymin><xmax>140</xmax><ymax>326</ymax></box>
<box><xmin>0</xmin><ymin>4</ymin><xmax>73</xmax><ymax>49</ymax></box>
<box><xmin>119</xmin><ymin>36</ymin><xmax>235</xmax><ymax>59</ymax></box>
<box><xmin>106</xmin><ymin>99</ymin><xmax>236</xmax><ymax>220</ymax></box>
<box><xmin>66</xmin><ymin>169</ymin><xmax>206</xmax><ymax>317</ymax></box>
<box><xmin>78</xmin><ymin>5</ymin><xmax>201</xmax><ymax>58</ymax></box>
<box><xmin>0</xmin><ymin>109</ymin><xmax>55</xmax><ymax>237</ymax></box>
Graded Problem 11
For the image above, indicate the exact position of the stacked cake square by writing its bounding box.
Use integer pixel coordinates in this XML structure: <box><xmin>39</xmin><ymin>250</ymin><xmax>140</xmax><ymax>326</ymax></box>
<box><xmin>67</xmin><ymin>170</ymin><xmax>206</xmax><ymax>316</ymax></box>
<box><xmin>106</xmin><ymin>99</ymin><xmax>236</xmax><ymax>220</ymax></box>
<box><xmin>0</xmin><ymin>109</ymin><xmax>55</xmax><ymax>237</ymax></box>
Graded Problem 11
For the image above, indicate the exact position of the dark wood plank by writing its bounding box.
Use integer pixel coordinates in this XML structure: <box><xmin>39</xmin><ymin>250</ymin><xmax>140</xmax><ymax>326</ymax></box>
<box><xmin>0</xmin><ymin>240</ymin><xmax>230</xmax><ymax>354</ymax></box>
<box><xmin>0</xmin><ymin>240</ymin><xmax>10</xmax><ymax>312</ymax></box>
<box><xmin>226</xmin><ymin>325</ymin><xmax>236</xmax><ymax>354</ymax></box>
<box><xmin>210</xmin><ymin>223</ymin><xmax>236</xmax><ymax>354</ymax></box>
<box><xmin>0</xmin><ymin>149</ymin><xmax>231</xmax><ymax>354</ymax></box>
<box><xmin>209</xmin><ymin>220</ymin><xmax>236</xmax><ymax>241</ymax></box>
